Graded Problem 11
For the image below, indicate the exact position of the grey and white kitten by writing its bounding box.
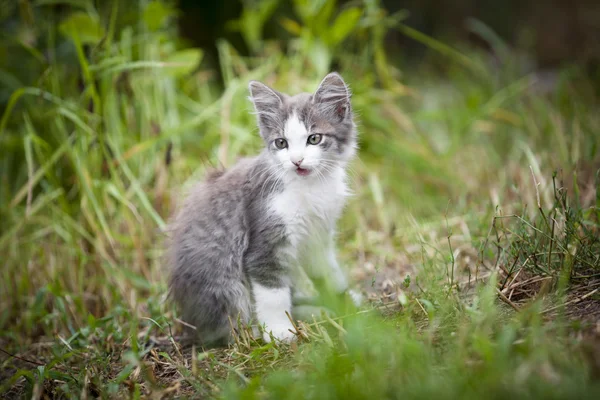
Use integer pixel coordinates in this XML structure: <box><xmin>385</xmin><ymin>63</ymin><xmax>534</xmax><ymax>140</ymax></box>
<box><xmin>168</xmin><ymin>72</ymin><xmax>358</xmax><ymax>345</ymax></box>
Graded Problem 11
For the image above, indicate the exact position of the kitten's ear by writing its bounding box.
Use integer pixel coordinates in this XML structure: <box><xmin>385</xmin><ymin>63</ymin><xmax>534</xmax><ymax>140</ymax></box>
<box><xmin>248</xmin><ymin>81</ymin><xmax>284</xmax><ymax>134</ymax></box>
<box><xmin>313</xmin><ymin>72</ymin><xmax>351</xmax><ymax>121</ymax></box>
<box><xmin>248</xmin><ymin>81</ymin><xmax>283</xmax><ymax>110</ymax></box>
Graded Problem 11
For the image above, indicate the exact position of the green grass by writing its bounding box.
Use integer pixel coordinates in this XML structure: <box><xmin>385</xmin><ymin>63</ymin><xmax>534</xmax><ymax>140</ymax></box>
<box><xmin>1</xmin><ymin>0</ymin><xmax>600</xmax><ymax>398</ymax></box>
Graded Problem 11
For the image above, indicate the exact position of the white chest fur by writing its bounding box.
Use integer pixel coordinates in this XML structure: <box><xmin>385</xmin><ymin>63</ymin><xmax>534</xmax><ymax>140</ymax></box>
<box><xmin>269</xmin><ymin>166</ymin><xmax>349</xmax><ymax>255</ymax></box>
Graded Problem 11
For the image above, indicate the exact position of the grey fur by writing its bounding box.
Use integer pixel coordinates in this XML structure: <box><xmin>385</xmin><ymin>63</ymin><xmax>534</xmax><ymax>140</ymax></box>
<box><xmin>167</xmin><ymin>73</ymin><xmax>356</xmax><ymax>345</ymax></box>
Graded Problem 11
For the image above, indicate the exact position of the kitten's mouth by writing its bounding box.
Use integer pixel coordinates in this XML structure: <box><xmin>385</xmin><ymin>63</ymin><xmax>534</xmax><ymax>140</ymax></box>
<box><xmin>295</xmin><ymin>167</ymin><xmax>311</xmax><ymax>176</ymax></box>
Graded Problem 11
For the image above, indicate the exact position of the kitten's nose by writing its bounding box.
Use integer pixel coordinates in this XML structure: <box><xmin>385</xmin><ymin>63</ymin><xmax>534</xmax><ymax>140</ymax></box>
<box><xmin>292</xmin><ymin>158</ymin><xmax>304</xmax><ymax>167</ymax></box>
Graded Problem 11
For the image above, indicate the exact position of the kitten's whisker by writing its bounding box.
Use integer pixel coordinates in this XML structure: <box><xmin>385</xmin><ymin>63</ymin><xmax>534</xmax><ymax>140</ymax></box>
<box><xmin>247</xmin><ymin>163</ymin><xmax>277</xmax><ymax>182</ymax></box>
<box><xmin>270</xmin><ymin>171</ymin><xmax>285</xmax><ymax>198</ymax></box>
<box><xmin>315</xmin><ymin>169</ymin><xmax>327</xmax><ymax>188</ymax></box>
<box><xmin>258</xmin><ymin>165</ymin><xmax>286</xmax><ymax>200</ymax></box>
<box><xmin>318</xmin><ymin>159</ymin><xmax>359</xmax><ymax>180</ymax></box>
<box><xmin>258</xmin><ymin>171</ymin><xmax>277</xmax><ymax>200</ymax></box>
<box><xmin>315</xmin><ymin>162</ymin><xmax>338</xmax><ymax>176</ymax></box>
<box><xmin>265</xmin><ymin>171</ymin><xmax>286</xmax><ymax>200</ymax></box>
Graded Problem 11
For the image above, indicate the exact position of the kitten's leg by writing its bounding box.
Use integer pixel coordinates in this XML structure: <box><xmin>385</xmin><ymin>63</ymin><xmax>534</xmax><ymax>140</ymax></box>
<box><xmin>323</xmin><ymin>244</ymin><xmax>349</xmax><ymax>293</ymax></box>
<box><xmin>251</xmin><ymin>281</ymin><xmax>296</xmax><ymax>343</ymax></box>
<box><xmin>304</xmin><ymin>233</ymin><xmax>363</xmax><ymax>306</ymax></box>
<box><xmin>290</xmin><ymin>262</ymin><xmax>318</xmax><ymax>304</ymax></box>
<box><xmin>324</xmin><ymin>244</ymin><xmax>364</xmax><ymax>306</ymax></box>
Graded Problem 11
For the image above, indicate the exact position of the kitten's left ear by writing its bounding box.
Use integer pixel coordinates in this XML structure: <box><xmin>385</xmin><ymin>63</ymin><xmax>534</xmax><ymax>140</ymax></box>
<box><xmin>313</xmin><ymin>72</ymin><xmax>351</xmax><ymax>121</ymax></box>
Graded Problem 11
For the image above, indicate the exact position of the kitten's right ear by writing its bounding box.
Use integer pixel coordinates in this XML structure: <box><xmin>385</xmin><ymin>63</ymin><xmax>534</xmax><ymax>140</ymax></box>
<box><xmin>248</xmin><ymin>81</ymin><xmax>282</xmax><ymax>108</ymax></box>
<box><xmin>248</xmin><ymin>81</ymin><xmax>284</xmax><ymax>134</ymax></box>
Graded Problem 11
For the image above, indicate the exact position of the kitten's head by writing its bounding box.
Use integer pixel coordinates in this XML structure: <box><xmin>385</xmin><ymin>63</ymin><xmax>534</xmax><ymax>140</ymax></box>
<box><xmin>248</xmin><ymin>73</ymin><xmax>357</xmax><ymax>178</ymax></box>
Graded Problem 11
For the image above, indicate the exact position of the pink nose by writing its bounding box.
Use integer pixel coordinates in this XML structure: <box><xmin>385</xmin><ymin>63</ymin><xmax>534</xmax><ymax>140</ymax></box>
<box><xmin>292</xmin><ymin>158</ymin><xmax>304</xmax><ymax>167</ymax></box>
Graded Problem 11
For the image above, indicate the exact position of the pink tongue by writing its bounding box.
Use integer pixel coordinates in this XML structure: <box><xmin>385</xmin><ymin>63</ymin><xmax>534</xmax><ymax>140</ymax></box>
<box><xmin>296</xmin><ymin>167</ymin><xmax>310</xmax><ymax>176</ymax></box>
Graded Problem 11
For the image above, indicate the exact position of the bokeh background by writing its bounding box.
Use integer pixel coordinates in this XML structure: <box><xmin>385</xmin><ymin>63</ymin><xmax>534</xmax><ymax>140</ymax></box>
<box><xmin>176</xmin><ymin>0</ymin><xmax>600</xmax><ymax>73</ymax></box>
<box><xmin>1</xmin><ymin>1</ymin><xmax>599</xmax><ymax>398</ymax></box>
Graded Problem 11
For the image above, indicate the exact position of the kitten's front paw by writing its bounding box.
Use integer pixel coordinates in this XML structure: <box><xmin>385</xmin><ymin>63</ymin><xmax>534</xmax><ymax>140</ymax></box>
<box><xmin>262</xmin><ymin>323</ymin><xmax>297</xmax><ymax>343</ymax></box>
<box><xmin>347</xmin><ymin>289</ymin><xmax>364</xmax><ymax>307</ymax></box>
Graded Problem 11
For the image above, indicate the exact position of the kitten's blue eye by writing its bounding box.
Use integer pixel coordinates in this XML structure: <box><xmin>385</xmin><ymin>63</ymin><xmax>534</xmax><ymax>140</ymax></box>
<box><xmin>274</xmin><ymin>138</ymin><xmax>288</xmax><ymax>149</ymax></box>
<box><xmin>307</xmin><ymin>134</ymin><xmax>322</xmax><ymax>145</ymax></box>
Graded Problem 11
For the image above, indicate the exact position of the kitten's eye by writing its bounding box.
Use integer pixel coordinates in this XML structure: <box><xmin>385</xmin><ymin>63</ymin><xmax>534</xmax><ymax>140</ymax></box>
<box><xmin>274</xmin><ymin>138</ymin><xmax>288</xmax><ymax>149</ymax></box>
<box><xmin>307</xmin><ymin>134</ymin><xmax>322</xmax><ymax>145</ymax></box>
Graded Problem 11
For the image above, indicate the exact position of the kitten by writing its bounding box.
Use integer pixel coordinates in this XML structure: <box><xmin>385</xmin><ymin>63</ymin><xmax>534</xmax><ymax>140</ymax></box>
<box><xmin>168</xmin><ymin>72</ymin><xmax>358</xmax><ymax>345</ymax></box>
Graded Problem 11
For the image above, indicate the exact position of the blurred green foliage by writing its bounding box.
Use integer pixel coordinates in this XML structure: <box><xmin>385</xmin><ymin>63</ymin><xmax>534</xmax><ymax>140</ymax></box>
<box><xmin>0</xmin><ymin>0</ymin><xmax>599</xmax><ymax>398</ymax></box>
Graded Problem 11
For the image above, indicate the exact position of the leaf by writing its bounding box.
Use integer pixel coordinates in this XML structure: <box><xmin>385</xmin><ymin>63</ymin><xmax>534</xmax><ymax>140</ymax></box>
<box><xmin>87</xmin><ymin>313</ymin><xmax>97</xmax><ymax>329</ymax></box>
<box><xmin>143</xmin><ymin>1</ymin><xmax>177</xmax><ymax>31</ymax></box>
<box><xmin>235</xmin><ymin>0</ymin><xmax>279</xmax><ymax>52</ymax></box>
<box><xmin>59</xmin><ymin>12</ymin><xmax>105</xmax><ymax>45</ymax></box>
<box><xmin>418</xmin><ymin>298</ymin><xmax>435</xmax><ymax>313</ymax></box>
<box><xmin>119</xmin><ymin>269</ymin><xmax>153</xmax><ymax>290</ymax></box>
<box><xmin>112</xmin><ymin>364</ymin><xmax>135</xmax><ymax>384</ymax></box>
<box><xmin>309</xmin><ymin>40</ymin><xmax>331</xmax><ymax>78</ymax></box>
<box><xmin>327</xmin><ymin>7</ymin><xmax>362</xmax><ymax>46</ymax></box>
<box><xmin>397</xmin><ymin>23</ymin><xmax>478</xmax><ymax>72</ymax></box>
<box><xmin>279</xmin><ymin>17</ymin><xmax>302</xmax><ymax>36</ymax></box>
<box><xmin>313</xmin><ymin>0</ymin><xmax>337</xmax><ymax>35</ymax></box>
<box><xmin>258</xmin><ymin>0</ymin><xmax>280</xmax><ymax>21</ymax></box>
<box><xmin>162</xmin><ymin>48</ymin><xmax>203</xmax><ymax>77</ymax></box>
